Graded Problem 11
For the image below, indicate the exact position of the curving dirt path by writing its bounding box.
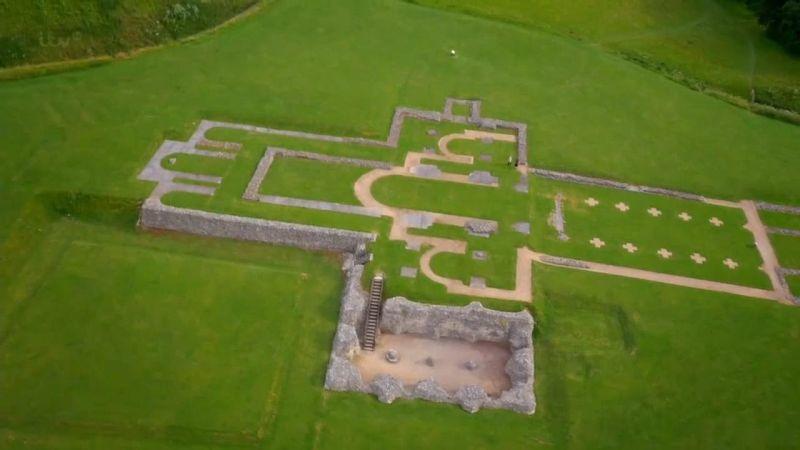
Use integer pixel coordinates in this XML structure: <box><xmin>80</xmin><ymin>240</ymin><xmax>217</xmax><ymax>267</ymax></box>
<box><xmin>353</xmin><ymin>130</ymin><xmax>791</xmax><ymax>304</ymax></box>
<box><xmin>353</xmin><ymin>130</ymin><xmax>531</xmax><ymax>301</ymax></box>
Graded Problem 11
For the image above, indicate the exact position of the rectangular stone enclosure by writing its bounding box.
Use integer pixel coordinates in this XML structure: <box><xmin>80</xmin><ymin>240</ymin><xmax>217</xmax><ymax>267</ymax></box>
<box><xmin>324</xmin><ymin>289</ymin><xmax>536</xmax><ymax>414</ymax></box>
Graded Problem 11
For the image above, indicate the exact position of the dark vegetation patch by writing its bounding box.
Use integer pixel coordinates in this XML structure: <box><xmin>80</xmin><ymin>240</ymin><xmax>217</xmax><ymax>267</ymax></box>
<box><xmin>0</xmin><ymin>0</ymin><xmax>257</xmax><ymax>68</ymax></box>
<box><xmin>746</xmin><ymin>0</ymin><xmax>800</xmax><ymax>54</ymax></box>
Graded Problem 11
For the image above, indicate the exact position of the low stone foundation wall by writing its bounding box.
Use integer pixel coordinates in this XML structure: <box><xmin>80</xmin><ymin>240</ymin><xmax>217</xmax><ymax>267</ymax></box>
<box><xmin>757</xmin><ymin>201</ymin><xmax>800</xmax><ymax>216</ymax></box>
<box><xmin>768</xmin><ymin>227</ymin><xmax>800</xmax><ymax>237</ymax></box>
<box><xmin>324</xmin><ymin>295</ymin><xmax>536</xmax><ymax>414</ymax></box>
<box><xmin>531</xmin><ymin>168</ymin><xmax>704</xmax><ymax>202</ymax></box>
<box><xmin>139</xmin><ymin>199</ymin><xmax>375</xmax><ymax>253</ymax></box>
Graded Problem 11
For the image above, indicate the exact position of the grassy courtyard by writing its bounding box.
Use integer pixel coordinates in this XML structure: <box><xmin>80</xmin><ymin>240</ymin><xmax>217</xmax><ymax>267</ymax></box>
<box><xmin>1</xmin><ymin>0</ymin><xmax>800</xmax><ymax>448</ymax></box>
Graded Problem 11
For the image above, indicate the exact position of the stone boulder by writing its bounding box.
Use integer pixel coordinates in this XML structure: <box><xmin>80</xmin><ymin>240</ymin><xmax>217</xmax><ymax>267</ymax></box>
<box><xmin>370</xmin><ymin>374</ymin><xmax>406</xmax><ymax>404</ymax></box>
<box><xmin>495</xmin><ymin>386</ymin><xmax>536</xmax><ymax>414</ymax></box>
<box><xmin>331</xmin><ymin>324</ymin><xmax>360</xmax><ymax>358</ymax></box>
<box><xmin>508</xmin><ymin>317</ymin><xmax>534</xmax><ymax>349</ymax></box>
<box><xmin>505</xmin><ymin>348</ymin><xmax>534</xmax><ymax>385</ymax></box>
<box><xmin>412</xmin><ymin>378</ymin><xmax>450</xmax><ymax>403</ymax></box>
<box><xmin>324</xmin><ymin>356</ymin><xmax>366</xmax><ymax>392</ymax></box>
<box><xmin>338</xmin><ymin>264</ymin><xmax>367</xmax><ymax>327</ymax></box>
<box><xmin>454</xmin><ymin>385</ymin><xmax>488</xmax><ymax>413</ymax></box>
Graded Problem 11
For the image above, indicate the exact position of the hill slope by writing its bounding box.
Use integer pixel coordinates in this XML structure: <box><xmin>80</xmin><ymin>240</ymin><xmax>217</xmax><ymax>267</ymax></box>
<box><xmin>0</xmin><ymin>0</ymin><xmax>256</xmax><ymax>68</ymax></box>
<box><xmin>408</xmin><ymin>0</ymin><xmax>800</xmax><ymax>114</ymax></box>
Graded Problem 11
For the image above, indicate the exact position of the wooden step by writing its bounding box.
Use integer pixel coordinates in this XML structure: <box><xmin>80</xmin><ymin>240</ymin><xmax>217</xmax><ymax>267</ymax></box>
<box><xmin>361</xmin><ymin>275</ymin><xmax>385</xmax><ymax>351</ymax></box>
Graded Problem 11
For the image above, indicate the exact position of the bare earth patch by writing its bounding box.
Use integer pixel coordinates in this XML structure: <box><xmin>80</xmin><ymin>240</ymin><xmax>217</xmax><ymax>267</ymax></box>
<box><xmin>354</xmin><ymin>333</ymin><xmax>512</xmax><ymax>397</ymax></box>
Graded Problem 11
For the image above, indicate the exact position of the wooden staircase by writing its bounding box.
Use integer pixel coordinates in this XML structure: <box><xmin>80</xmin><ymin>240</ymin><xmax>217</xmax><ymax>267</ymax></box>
<box><xmin>362</xmin><ymin>275</ymin><xmax>384</xmax><ymax>351</ymax></box>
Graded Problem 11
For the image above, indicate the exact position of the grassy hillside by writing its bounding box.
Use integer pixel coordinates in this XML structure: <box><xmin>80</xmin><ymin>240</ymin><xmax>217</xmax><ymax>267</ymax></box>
<box><xmin>0</xmin><ymin>0</ymin><xmax>256</xmax><ymax>68</ymax></box>
<box><xmin>407</xmin><ymin>0</ymin><xmax>800</xmax><ymax>115</ymax></box>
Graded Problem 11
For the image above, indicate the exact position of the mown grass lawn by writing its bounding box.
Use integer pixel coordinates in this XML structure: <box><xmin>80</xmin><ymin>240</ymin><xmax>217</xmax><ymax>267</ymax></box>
<box><xmin>260</xmin><ymin>157</ymin><xmax>371</xmax><ymax>206</ymax></box>
<box><xmin>529</xmin><ymin>177</ymin><xmax>771</xmax><ymax>288</ymax></box>
<box><xmin>772</xmin><ymin>234</ymin><xmax>800</xmax><ymax>268</ymax></box>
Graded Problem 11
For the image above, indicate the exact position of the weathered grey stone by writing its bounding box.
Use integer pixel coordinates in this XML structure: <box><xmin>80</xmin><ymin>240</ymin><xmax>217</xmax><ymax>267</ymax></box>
<box><xmin>332</xmin><ymin>324</ymin><xmax>360</xmax><ymax>359</ymax></box>
<box><xmin>413</xmin><ymin>378</ymin><xmax>450</xmax><ymax>403</ymax></box>
<box><xmin>465</xmin><ymin>220</ymin><xmax>497</xmax><ymax>237</ymax></box>
<box><xmin>400</xmin><ymin>266</ymin><xmax>418</xmax><ymax>278</ymax></box>
<box><xmin>385</xmin><ymin>349</ymin><xmax>400</xmax><ymax>363</ymax></box>
<box><xmin>454</xmin><ymin>385</ymin><xmax>488</xmax><ymax>413</ymax></box>
<box><xmin>324</xmin><ymin>356</ymin><xmax>367</xmax><ymax>392</ymax></box>
<box><xmin>539</xmin><ymin>255</ymin><xmax>590</xmax><ymax>269</ymax></box>
<box><xmin>512</xmin><ymin>222</ymin><xmax>531</xmax><ymax>235</ymax></box>
<box><xmin>472</xmin><ymin>250</ymin><xmax>488</xmax><ymax>261</ymax></box>
<box><xmin>423</xmin><ymin>146</ymin><xmax>436</xmax><ymax>154</ymax></box>
<box><xmin>469</xmin><ymin>277</ymin><xmax>486</xmax><ymax>288</ymax></box>
<box><xmin>468</xmin><ymin>171</ymin><xmax>498</xmax><ymax>185</ymax></box>
<box><xmin>197</xmin><ymin>138</ymin><xmax>242</xmax><ymax>151</ymax></box>
<box><xmin>515</xmin><ymin>173</ymin><xmax>529</xmax><ymax>194</ymax></box>
<box><xmin>479</xmin><ymin>154</ymin><xmax>492</xmax><ymax>162</ymax></box>
<box><xmin>548</xmin><ymin>193</ymin><xmax>569</xmax><ymax>241</ymax></box>
<box><xmin>493</xmin><ymin>386</ymin><xmax>536</xmax><ymax>414</ymax></box>
<box><xmin>531</xmin><ymin>168</ymin><xmax>704</xmax><ymax>202</ymax></box>
<box><xmin>757</xmin><ymin>202</ymin><xmax>800</xmax><ymax>215</ymax></box>
<box><xmin>411</xmin><ymin>164</ymin><xmax>443</xmax><ymax>179</ymax></box>
<box><xmin>139</xmin><ymin>199</ymin><xmax>375</xmax><ymax>254</ymax></box>
<box><xmin>403</xmin><ymin>213</ymin><xmax>434</xmax><ymax>229</ymax></box>
<box><xmin>508</xmin><ymin>323</ymin><xmax>533</xmax><ymax>350</ymax></box>
<box><xmin>426</xmin><ymin>129</ymin><xmax>438</xmax><ymax>136</ymax></box>
<box><xmin>769</xmin><ymin>227</ymin><xmax>800</xmax><ymax>237</ymax></box>
<box><xmin>506</xmin><ymin>349</ymin><xmax>534</xmax><ymax>384</ymax></box>
<box><xmin>480</xmin><ymin>137</ymin><xmax>493</xmax><ymax>145</ymax></box>
<box><xmin>380</xmin><ymin>297</ymin><xmax>534</xmax><ymax>345</ymax></box>
<box><xmin>406</xmin><ymin>240</ymin><xmax>422</xmax><ymax>251</ymax></box>
<box><xmin>354</xmin><ymin>244</ymin><xmax>370</xmax><ymax>265</ymax></box>
<box><xmin>371</xmin><ymin>374</ymin><xmax>406</xmax><ymax>404</ymax></box>
<box><xmin>339</xmin><ymin>262</ymin><xmax>368</xmax><ymax>327</ymax></box>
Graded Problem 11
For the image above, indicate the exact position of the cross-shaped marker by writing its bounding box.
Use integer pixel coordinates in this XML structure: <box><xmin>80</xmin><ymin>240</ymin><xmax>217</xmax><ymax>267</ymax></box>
<box><xmin>678</xmin><ymin>212</ymin><xmax>692</xmax><ymax>221</ymax></box>
<box><xmin>589</xmin><ymin>237</ymin><xmax>606</xmax><ymax>248</ymax></box>
<box><xmin>647</xmin><ymin>207</ymin><xmax>662</xmax><ymax>217</ymax></box>
<box><xmin>622</xmin><ymin>242</ymin><xmax>638</xmax><ymax>253</ymax></box>
<box><xmin>657</xmin><ymin>248</ymin><xmax>673</xmax><ymax>259</ymax></box>
<box><xmin>615</xmin><ymin>202</ymin><xmax>630</xmax><ymax>212</ymax></box>
<box><xmin>690</xmin><ymin>253</ymin><xmax>706</xmax><ymax>264</ymax></box>
<box><xmin>709</xmin><ymin>217</ymin><xmax>724</xmax><ymax>227</ymax></box>
<box><xmin>723</xmin><ymin>258</ymin><xmax>739</xmax><ymax>269</ymax></box>
<box><xmin>585</xmin><ymin>197</ymin><xmax>599</xmax><ymax>207</ymax></box>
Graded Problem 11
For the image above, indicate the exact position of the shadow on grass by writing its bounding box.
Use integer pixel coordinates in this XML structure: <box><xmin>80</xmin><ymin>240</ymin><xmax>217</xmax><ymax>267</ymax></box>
<box><xmin>534</xmin><ymin>288</ymin><xmax>640</xmax><ymax>447</ymax></box>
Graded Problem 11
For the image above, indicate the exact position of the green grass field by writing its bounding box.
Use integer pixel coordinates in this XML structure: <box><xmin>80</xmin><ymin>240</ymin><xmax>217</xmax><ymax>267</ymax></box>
<box><xmin>787</xmin><ymin>276</ymin><xmax>800</xmax><ymax>297</ymax></box>
<box><xmin>261</xmin><ymin>157</ymin><xmax>370</xmax><ymax>205</ymax></box>
<box><xmin>529</xmin><ymin>177</ymin><xmax>770</xmax><ymax>288</ymax></box>
<box><xmin>772</xmin><ymin>234</ymin><xmax>800</xmax><ymax>268</ymax></box>
<box><xmin>760</xmin><ymin>209</ymin><xmax>800</xmax><ymax>229</ymax></box>
<box><xmin>409</xmin><ymin>0</ymin><xmax>800</xmax><ymax>114</ymax></box>
<box><xmin>2</xmin><ymin>0</ymin><xmax>800</xmax><ymax>448</ymax></box>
